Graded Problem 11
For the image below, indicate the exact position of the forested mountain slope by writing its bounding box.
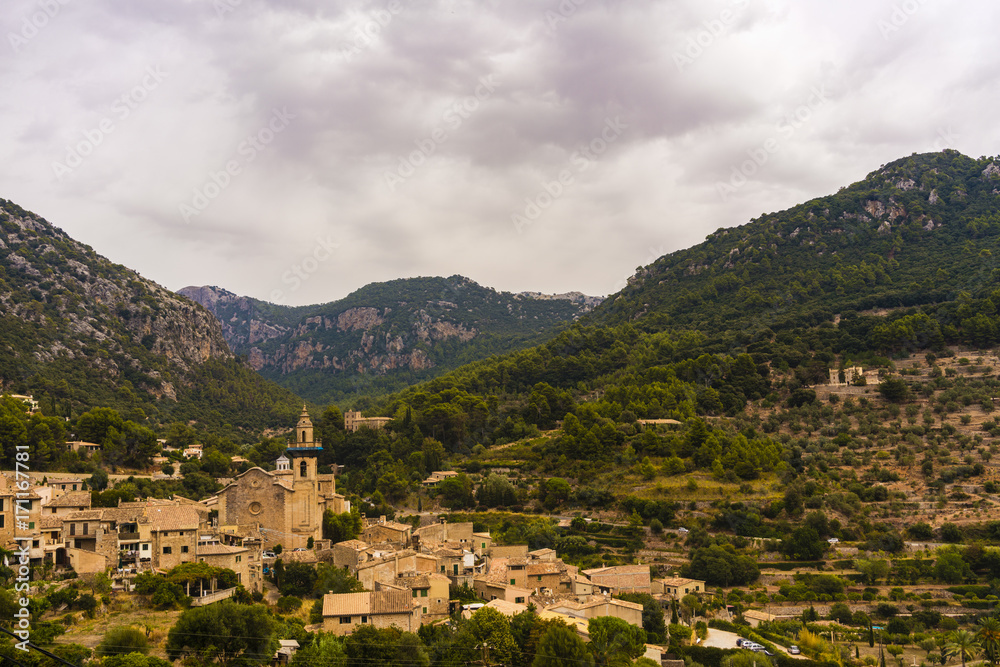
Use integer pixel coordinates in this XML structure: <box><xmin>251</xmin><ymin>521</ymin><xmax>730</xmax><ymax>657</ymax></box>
<box><xmin>0</xmin><ymin>199</ymin><xmax>302</xmax><ymax>430</ymax></box>
<box><xmin>365</xmin><ymin>151</ymin><xmax>1000</xmax><ymax>454</ymax></box>
<box><xmin>600</xmin><ymin>150</ymin><xmax>1000</xmax><ymax>341</ymax></box>
<box><xmin>180</xmin><ymin>277</ymin><xmax>598</xmax><ymax>405</ymax></box>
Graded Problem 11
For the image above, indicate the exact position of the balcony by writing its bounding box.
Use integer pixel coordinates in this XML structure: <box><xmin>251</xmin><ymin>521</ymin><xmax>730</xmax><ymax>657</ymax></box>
<box><xmin>118</xmin><ymin>530</ymin><xmax>141</xmax><ymax>542</ymax></box>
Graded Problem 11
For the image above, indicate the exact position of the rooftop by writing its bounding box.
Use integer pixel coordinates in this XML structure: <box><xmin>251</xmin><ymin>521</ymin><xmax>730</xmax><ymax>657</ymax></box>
<box><xmin>322</xmin><ymin>590</ymin><xmax>414</xmax><ymax>617</ymax></box>
<box><xmin>148</xmin><ymin>505</ymin><xmax>200</xmax><ymax>532</ymax></box>
<box><xmin>197</xmin><ymin>543</ymin><xmax>248</xmax><ymax>556</ymax></box>
<box><xmin>46</xmin><ymin>491</ymin><xmax>92</xmax><ymax>508</ymax></box>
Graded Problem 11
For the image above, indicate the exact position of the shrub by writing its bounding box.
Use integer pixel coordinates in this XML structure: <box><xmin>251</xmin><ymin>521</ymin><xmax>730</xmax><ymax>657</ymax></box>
<box><xmin>97</xmin><ymin>626</ymin><xmax>149</xmax><ymax>657</ymax></box>
<box><xmin>276</xmin><ymin>596</ymin><xmax>302</xmax><ymax>614</ymax></box>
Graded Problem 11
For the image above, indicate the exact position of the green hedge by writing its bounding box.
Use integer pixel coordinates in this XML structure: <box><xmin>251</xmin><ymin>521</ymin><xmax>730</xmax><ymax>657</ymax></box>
<box><xmin>759</xmin><ymin>561</ymin><xmax>826</xmax><ymax>571</ymax></box>
<box><xmin>947</xmin><ymin>585</ymin><xmax>992</xmax><ymax>597</ymax></box>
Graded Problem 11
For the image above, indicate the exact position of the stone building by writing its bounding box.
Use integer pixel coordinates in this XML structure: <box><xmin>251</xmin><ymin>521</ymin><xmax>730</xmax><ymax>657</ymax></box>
<box><xmin>343</xmin><ymin>410</ymin><xmax>392</xmax><ymax>433</ymax></box>
<box><xmin>45</xmin><ymin>492</ymin><xmax>91</xmax><ymax>518</ymax></box>
<box><xmin>196</xmin><ymin>542</ymin><xmax>251</xmax><ymax>588</ymax></box>
<box><xmin>653</xmin><ymin>576</ymin><xmax>705</xmax><ymax>598</ymax></box>
<box><xmin>361</xmin><ymin>516</ymin><xmax>412</xmax><ymax>547</ymax></box>
<box><xmin>356</xmin><ymin>550</ymin><xmax>438</xmax><ymax>590</ymax></box>
<box><xmin>0</xmin><ymin>476</ymin><xmax>17</xmax><ymax>546</ymax></box>
<box><xmin>545</xmin><ymin>597</ymin><xmax>644</xmax><ymax>628</ymax></box>
<box><xmin>331</xmin><ymin>539</ymin><xmax>371</xmax><ymax>571</ymax></box>
<box><xmin>148</xmin><ymin>505</ymin><xmax>201</xmax><ymax>570</ymax></box>
<box><xmin>387</xmin><ymin>572</ymin><xmax>453</xmax><ymax>622</ymax></box>
<box><xmin>582</xmin><ymin>565</ymin><xmax>651</xmax><ymax>595</ymax></box>
<box><xmin>214</xmin><ymin>407</ymin><xmax>347</xmax><ymax>549</ymax></box>
<box><xmin>321</xmin><ymin>590</ymin><xmax>421</xmax><ymax>635</ymax></box>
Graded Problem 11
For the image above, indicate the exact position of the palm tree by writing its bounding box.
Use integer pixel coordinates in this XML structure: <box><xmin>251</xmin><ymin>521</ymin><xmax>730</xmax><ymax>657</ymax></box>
<box><xmin>945</xmin><ymin>630</ymin><xmax>982</xmax><ymax>667</ymax></box>
<box><xmin>978</xmin><ymin>617</ymin><xmax>1000</xmax><ymax>665</ymax></box>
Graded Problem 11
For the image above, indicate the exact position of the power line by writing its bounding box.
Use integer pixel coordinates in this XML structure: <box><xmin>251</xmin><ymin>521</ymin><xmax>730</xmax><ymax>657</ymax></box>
<box><xmin>0</xmin><ymin>626</ymin><xmax>83</xmax><ymax>667</ymax></box>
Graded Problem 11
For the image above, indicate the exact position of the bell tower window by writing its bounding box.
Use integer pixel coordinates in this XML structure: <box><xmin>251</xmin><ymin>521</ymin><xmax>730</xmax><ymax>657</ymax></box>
<box><xmin>300</xmin><ymin>460</ymin><xmax>307</xmax><ymax>477</ymax></box>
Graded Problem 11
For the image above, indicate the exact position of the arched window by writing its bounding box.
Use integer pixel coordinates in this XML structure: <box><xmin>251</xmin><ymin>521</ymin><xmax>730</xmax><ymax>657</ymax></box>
<box><xmin>300</xmin><ymin>460</ymin><xmax>307</xmax><ymax>477</ymax></box>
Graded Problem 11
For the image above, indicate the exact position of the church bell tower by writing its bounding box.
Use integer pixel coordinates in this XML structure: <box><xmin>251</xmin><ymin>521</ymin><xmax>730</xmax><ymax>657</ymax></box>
<box><xmin>286</xmin><ymin>406</ymin><xmax>322</xmax><ymax>544</ymax></box>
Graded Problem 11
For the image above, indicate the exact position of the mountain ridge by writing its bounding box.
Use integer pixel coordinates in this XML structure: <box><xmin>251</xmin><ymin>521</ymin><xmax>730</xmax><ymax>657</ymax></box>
<box><xmin>179</xmin><ymin>276</ymin><xmax>603</xmax><ymax>405</ymax></box>
<box><xmin>596</xmin><ymin>149</ymin><xmax>1000</xmax><ymax>335</ymax></box>
<box><xmin>0</xmin><ymin>198</ymin><xmax>303</xmax><ymax>430</ymax></box>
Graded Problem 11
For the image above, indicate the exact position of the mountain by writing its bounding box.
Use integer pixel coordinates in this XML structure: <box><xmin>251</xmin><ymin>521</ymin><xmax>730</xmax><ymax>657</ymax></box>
<box><xmin>370</xmin><ymin>150</ymin><xmax>1000</xmax><ymax>445</ymax></box>
<box><xmin>599</xmin><ymin>149</ymin><xmax>1000</xmax><ymax>338</ymax></box>
<box><xmin>179</xmin><ymin>277</ymin><xmax>600</xmax><ymax>405</ymax></box>
<box><xmin>0</xmin><ymin>198</ymin><xmax>303</xmax><ymax>430</ymax></box>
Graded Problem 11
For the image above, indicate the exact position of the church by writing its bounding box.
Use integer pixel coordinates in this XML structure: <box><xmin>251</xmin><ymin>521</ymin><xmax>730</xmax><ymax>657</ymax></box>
<box><xmin>213</xmin><ymin>407</ymin><xmax>349</xmax><ymax>548</ymax></box>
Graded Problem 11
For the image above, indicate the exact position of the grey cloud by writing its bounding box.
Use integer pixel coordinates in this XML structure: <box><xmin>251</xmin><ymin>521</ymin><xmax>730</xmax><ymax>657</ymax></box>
<box><xmin>2</xmin><ymin>0</ymin><xmax>1000</xmax><ymax>305</ymax></box>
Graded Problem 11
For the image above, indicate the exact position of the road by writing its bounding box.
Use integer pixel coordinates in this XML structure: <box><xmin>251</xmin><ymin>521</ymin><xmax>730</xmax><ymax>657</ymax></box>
<box><xmin>702</xmin><ymin>628</ymin><xmax>741</xmax><ymax>649</ymax></box>
<box><xmin>701</xmin><ymin>628</ymin><xmax>805</xmax><ymax>659</ymax></box>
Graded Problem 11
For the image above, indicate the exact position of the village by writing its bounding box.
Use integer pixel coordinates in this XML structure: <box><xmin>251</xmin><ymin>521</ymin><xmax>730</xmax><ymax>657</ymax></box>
<box><xmin>4</xmin><ymin>407</ymin><xmax>705</xmax><ymax>664</ymax></box>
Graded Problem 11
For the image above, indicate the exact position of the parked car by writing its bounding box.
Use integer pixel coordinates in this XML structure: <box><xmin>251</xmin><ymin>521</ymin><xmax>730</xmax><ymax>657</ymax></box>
<box><xmin>292</xmin><ymin>547</ymin><xmax>308</xmax><ymax>552</ymax></box>
<box><xmin>789</xmin><ymin>646</ymin><xmax>801</xmax><ymax>655</ymax></box>
<box><xmin>262</xmin><ymin>551</ymin><xmax>276</xmax><ymax>559</ymax></box>
<box><xmin>736</xmin><ymin>639</ymin><xmax>746</xmax><ymax>647</ymax></box>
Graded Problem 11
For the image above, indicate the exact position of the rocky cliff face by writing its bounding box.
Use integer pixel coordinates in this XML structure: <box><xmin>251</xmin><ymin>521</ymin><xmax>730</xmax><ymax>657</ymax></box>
<box><xmin>0</xmin><ymin>199</ymin><xmax>232</xmax><ymax>403</ymax></box>
<box><xmin>181</xmin><ymin>276</ymin><xmax>602</xmax><ymax>403</ymax></box>
<box><xmin>176</xmin><ymin>285</ymin><xmax>290</xmax><ymax>350</ymax></box>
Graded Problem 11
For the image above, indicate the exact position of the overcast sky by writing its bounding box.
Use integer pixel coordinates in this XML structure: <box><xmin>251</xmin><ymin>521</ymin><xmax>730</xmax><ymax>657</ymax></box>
<box><xmin>2</xmin><ymin>0</ymin><xmax>998</xmax><ymax>306</ymax></box>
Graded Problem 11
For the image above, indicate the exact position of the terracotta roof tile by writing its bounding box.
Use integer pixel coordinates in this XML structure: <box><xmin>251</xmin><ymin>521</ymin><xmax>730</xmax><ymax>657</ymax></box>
<box><xmin>526</xmin><ymin>563</ymin><xmax>563</xmax><ymax>575</ymax></box>
<box><xmin>372</xmin><ymin>590</ymin><xmax>414</xmax><ymax>614</ymax></box>
<box><xmin>197</xmin><ymin>544</ymin><xmax>247</xmax><ymax>556</ymax></box>
<box><xmin>46</xmin><ymin>491</ymin><xmax>92</xmax><ymax>508</ymax></box>
<box><xmin>323</xmin><ymin>592</ymin><xmax>370</xmax><ymax>617</ymax></box>
<box><xmin>147</xmin><ymin>506</ymin><xmax>200</xmax><ymax>532</ymax></box>
<box><xmin>334</xmin><ymin>539</ymin><xmax>369</xmax><ymax>550</ymax></box>
<box><xmin>322</xmin><ymin>590</ymin><xmax>418</xmax><ymax>617</ymax></box>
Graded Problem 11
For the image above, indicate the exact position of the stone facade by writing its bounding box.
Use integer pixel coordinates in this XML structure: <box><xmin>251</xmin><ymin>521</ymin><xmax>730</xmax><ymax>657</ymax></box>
<box><xmin>331</xmin><ymin>539</ymin><xmax>370</xmax><ymax>571</ymax></box>
<box><xmin>361</xmin><ymin>516</ymin><xmax>412</xmax><ymax>547</ymax></box>
<box><xmin>215</xmin><ymin>408</ymin><xmax>347</xmax><ymax>549</ymax></box>
<box><xmin>413</xmin><ymin>520</ymin><xmax>473</xmax><ymax>545</ymax></box>
<box><xmin>653</xmin><ymin>576</ymin><xmax>705</xmax><ymax>598</ymax></box>
<box><xmin>546</xmin><ymin>597</ymin><xmax>644</xmax><ymax>628</ymax></box>
<box><xmin>343</xmin><ymin>410</ymin><xmax>392</xmax><ymax>432</ymax></box>
<box><xmin>356</xmin><ymin>551</ymin><xmax>438</xmax><ymax>590</ymax></box>
<box><xmin>321</xmin><ymin>590</ymin><xmax>422</xmax><ymax>635</ymax></box>
<box><xmin>148</xmin><ymin>506</ymin><xmax>200</xmax><ymax>570</ymax></box>
<box><xmin>197</xmin><ymin>543</ymin><xmax>251</xmax><ymax>588</ymax></box>
<box><xmin>581</xmin><ymin>565</ymin><xmax>651</xmax><ymax>595</ymax></box>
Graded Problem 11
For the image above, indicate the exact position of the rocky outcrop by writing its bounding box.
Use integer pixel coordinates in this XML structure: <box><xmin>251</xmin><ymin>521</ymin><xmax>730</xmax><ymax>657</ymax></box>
<box><xmin>177</xmin><ymin>285</ymin><xmax>289</xmax><ymax>351</ymax></box>
<box><xmin>337</xmin><ymin>307</ymin><xmax>384</xmax><ymax>331</ymax></box>
<box><xmin>182</xmin><ymin>276</ymin><xmax>595</xmax><ymax>402</ymax></box>
<box><xmin>0</xmin><ymin>203</ymin><xmax>233</xmax><ymax>399</ymax></box>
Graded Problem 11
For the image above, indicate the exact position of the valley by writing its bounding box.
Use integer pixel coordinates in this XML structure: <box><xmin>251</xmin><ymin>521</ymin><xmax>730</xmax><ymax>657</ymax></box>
<box><xmin>4</xmin><ymin>150</ymin><xmax>1000</xmax><ymax>667</ymax></box>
